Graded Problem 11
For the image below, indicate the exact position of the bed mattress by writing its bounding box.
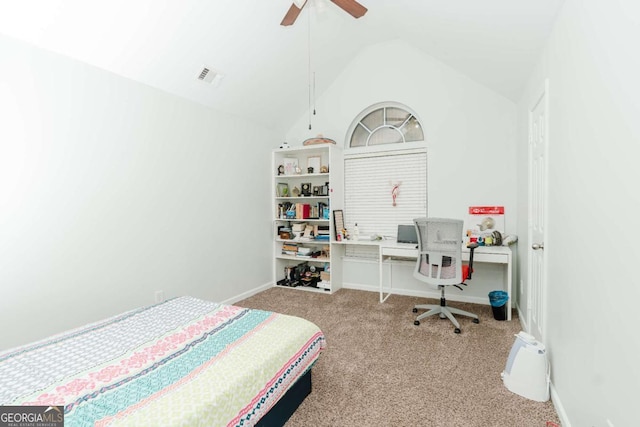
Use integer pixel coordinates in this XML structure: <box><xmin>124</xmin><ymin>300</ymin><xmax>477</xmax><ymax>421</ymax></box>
<box><xmin>0</xmin><ymin>296</ymin><xmax>325</xmax><ymax>426</ymax></box>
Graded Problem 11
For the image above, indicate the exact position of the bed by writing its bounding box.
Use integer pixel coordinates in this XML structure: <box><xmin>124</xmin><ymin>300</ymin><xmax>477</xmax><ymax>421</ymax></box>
<box><xmin>0</xmin><ymin>296</ymin><xmax>325</xmax><ymax>426</ymax></box>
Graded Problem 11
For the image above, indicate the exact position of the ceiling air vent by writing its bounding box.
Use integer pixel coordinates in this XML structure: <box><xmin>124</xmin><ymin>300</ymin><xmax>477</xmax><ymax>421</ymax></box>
<box><xmin>197</xmin><ymin>66</ymin><xmax>224</xmax><ymax>87</ymax></box>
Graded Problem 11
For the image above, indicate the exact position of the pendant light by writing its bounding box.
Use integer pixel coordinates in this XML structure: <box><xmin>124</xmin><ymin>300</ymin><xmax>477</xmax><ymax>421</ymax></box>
<box><xmin>307</xmin><ymin>3</ymin><xmax>316</xmax><ymax>130</ymax></box>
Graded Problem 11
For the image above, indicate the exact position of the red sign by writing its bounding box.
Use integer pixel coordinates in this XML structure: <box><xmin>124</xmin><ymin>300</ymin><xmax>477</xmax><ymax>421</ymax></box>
<box><xmin>469</xmin><ymin>206</ymin><xmax>505</xmax><ymax>215</ymax></box>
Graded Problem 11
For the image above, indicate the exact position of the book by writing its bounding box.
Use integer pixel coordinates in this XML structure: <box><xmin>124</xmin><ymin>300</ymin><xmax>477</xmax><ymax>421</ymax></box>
<box><xmin>295</xmin><ymin>203</ymin><xmax>311</xmax><ymax>219</ymax></box>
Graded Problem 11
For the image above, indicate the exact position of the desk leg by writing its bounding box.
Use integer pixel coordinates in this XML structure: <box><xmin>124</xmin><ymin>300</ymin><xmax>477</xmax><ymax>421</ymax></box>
<box><xmin>379</xmin><ymin>251</ymin><xmax>392</xmax><ymax>303</ymax></box>
<box><xmin>507</xmin><ymin>253</ymin><xmax>512</xmax><ymax>321</ymax></box>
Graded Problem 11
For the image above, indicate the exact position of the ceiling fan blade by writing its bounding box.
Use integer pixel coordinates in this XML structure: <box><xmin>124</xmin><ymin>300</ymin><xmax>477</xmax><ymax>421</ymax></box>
<box><xmin>330</xmin><ymin>0</ymin><xmax>368</xmax><ymax>19</ymax></box>
<box><xmin>280</xmin><ymin>1</ymin><xmax>306</xmax><ymax>26</ymax></box>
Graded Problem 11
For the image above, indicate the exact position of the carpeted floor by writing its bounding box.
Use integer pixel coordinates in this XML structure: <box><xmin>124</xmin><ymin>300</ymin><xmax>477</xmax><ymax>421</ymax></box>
<box><xmin>237</xmin><ymin>287</ymin><xmax>560</xmax><ymax>427</ymax></box>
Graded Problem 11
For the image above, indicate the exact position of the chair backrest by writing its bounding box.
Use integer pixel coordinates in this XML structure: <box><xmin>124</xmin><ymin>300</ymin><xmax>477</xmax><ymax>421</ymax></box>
<box><xmin>413</xmin><ymin>217</ymin><xmax>464</xmax><ymax>287</ymax></box>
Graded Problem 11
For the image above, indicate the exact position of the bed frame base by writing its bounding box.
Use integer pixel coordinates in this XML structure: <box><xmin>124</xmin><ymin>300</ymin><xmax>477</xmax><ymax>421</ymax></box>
<box><xmin>255</xmin><ymin>369</ymin><xmax>312</xmax><ymax>427</ymax></box>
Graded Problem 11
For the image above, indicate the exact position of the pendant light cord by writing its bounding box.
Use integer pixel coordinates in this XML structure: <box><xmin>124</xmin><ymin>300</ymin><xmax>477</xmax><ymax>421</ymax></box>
<box><xmin>308</xmin><ymin>6</ymin><xmax>312</xmax><ymax>130</ymax></box>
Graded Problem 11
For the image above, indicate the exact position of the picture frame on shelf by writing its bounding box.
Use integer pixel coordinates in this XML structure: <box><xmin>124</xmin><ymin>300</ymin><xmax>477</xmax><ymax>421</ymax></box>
<box><xmin>316</xmin><ymin>182</ymin><xmax>328</xmax><ymax>196</ymax></box>
<box><xmin>307</xmin><ymin>156</ymin><xmax>321</xmax><ymax>174</ymax></box>
<box><xmin>301</xmin><ymin>182</ymin><xmax>312</xmax><ymax>196</ymax></box>
<box><xmin>283</xmin><ymin>157</ymin><xmax>298</xmax><ymax>175</ymax></box>
<box><xmin>276</xmin><ymin>182</ymin><xmax>289</xmax><ymax>197</ymax></box>
<box><xmin>333</xmin><ymin>210</ymin><xmax>345</xmax><ymax>241</ymax></box>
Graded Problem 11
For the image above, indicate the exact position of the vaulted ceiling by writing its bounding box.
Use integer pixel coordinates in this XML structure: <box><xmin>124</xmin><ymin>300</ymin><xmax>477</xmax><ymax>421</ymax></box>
<box><xmin>0</xmin><ymin>0</ymin><xmax>564</xmax><ymax>132</ymax></box>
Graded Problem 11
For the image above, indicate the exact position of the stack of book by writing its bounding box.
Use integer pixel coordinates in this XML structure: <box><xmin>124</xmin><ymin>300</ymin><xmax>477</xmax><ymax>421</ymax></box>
<box><xmin>318</xmin><ymin>271</ymin><xmax>331</xmax><ymax>290</ymax></box>
<box><xmin>282</xmin><ymin>242</ymin><xmax>298</xmax><ymax>256</ymax></box>
<box><xmin>314</xmin><ymin>225</ymin><xmax>330</xmax><ymax>241</ymax></box>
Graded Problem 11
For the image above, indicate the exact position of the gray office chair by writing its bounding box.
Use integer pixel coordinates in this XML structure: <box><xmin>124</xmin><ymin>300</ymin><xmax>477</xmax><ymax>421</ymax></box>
<box><xmin>412</xmin><ymin>217</ymin><xmax>479</xmax><ymax>333</ymax></box>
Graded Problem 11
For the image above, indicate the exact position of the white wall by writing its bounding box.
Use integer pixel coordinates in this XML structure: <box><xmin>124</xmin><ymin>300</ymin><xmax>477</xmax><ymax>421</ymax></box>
<box><xmin>517</xmin><ymin>1</ymin><xmax>640</xmax><ymax>425</ymax></box>
<box><xmin>286</xmin><ymin>40</ymin><xmax>518</xmax><ymax>299</ymax></box>
<box><xmin>0</xmin><ymin>34</ymin><xmax>277</xmax><ymax>350</ymax></box>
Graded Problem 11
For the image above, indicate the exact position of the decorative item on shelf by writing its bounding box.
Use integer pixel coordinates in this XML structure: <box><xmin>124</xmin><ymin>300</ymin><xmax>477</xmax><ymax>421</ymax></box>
<box><xmin>292</xmin><ymin>186</ymin><xmax>301</xmax><ymax>197</ymax></box>
<box><xmin>279</xmin><ymin>230</ymin><xmax>292</xmax><ymax>240</ymax></box>
<box><xmin>283</xmin><ymin>157</ymin><xmax>298</xmax><ymax>175</ymax></box>
<box><xmin>314</xmin><ymin>183</ymin><xmax>328</xmax><ymax>197</ymax></box>
<box><xmin>333</xmin><ymin>210</ymin><xmax>344</xmax><ymax>241</ymax></box>
<box><xmin>295</xmin><ymin>165</ymin><xmax>302</xmax><ymax>175</ymax></box>
<box><xmin>286</xmin><ymin>204</ymin><xmax>296</xmax><ymax>219</ymax></box>
<box><xmin>303</xmin><ymin>134</ymin><xmax>336</xmax><ymax>146</ymax></box>
<box><xmin>277</xmin><ymin>165</ymin><xmax>285</xmax><ymax>175</ymax></box>
<box><xmin>277</xmin><ymin>182</ymin><xmax>289</xmax><ymax>197</ymax></box>
<box><xmin>321</xmin><ymin>245</ymin><xmax>330</xmax><ymax>259</ymax></box>
<box><xmin>303</xmin><ymin>224</ymin><xmax>314</xmax><ymax>238</ymax></box>
<box><xmin>301</xmin><ymin>183</ymin><xmax>312</xmax><ymax>196</ymax></box>
<box><xmin>320</xmin><ymin>165</ymin><xmax>329</xmax><ymax>173</ymax></box>
<box><xmin>313</xmin><ymin>186</ymin><xmax>320</xmax><ymax>196</ymax></box>
<box><xmin>279</xmin><ymin>142</ymin><xmax>290</xmax><ymax>149</ymax></box>
<box><xmin>307</xmin><ymin>156</ymin><xmax>321</xmax><ymax>174</ymax></box>
<box><xmin>278</xmin><ymin>202</ymin><xmax>293</xmax><ymax>219</ymax></box>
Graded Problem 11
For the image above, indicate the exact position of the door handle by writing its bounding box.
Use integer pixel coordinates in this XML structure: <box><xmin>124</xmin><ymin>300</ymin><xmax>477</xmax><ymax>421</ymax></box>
<box><xmin>532</xmin><ymin>243</ymin><xmax>544</xmax><ymax>250</ymax></box>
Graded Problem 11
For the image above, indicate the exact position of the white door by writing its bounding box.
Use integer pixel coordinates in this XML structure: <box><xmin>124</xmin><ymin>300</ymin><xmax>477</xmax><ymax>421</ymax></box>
<box><xmin>528</xmin><ymin>79</ymin><xmax>549</xmax><ymax>343</ymax></box>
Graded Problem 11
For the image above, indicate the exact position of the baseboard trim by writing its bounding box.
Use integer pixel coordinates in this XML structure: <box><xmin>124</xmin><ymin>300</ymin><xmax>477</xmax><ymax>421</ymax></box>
<box><xmin>516</xmin><ymin>304</ymin><xmax>529</xmax><ymax>331</ymax></box>
<box><xmin>341</xmin><ymin>282</ymin><xmax>491</xmax><ymax>305</ymax></box>
<box><xmin>222</xmin><ymin>282</ymin><xmax>273</xmax><ymax>305</ymax></box>
<box><xmin>228</xmin><ymin>282</ymin><xmax>526</xmax><ymax>326</ymax></box>
<box><xmin>550</xmin><ymin>382</ymin><xmax>570</xmax><ymax>427</ymax></box>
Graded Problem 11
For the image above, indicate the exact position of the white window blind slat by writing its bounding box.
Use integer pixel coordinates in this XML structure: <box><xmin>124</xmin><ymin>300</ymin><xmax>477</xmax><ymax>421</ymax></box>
<box><xmin>344</xmin><ymin>150</ymin><xmax>427</xmax><ymax>243</ymax></box>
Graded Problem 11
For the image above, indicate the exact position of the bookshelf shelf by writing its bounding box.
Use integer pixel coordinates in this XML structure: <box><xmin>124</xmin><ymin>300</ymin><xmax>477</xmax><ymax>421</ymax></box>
<box><xmin>275</xmin><ymin>238</ymin><xmax>330</xmax><ymax>243</ymax></box>
<box><xmin>275</xmin><ymin>196</ymin><xmax>329</xmax><ymax>201</ymax></box>
<box><xmin>272</xmin><ymin>144</ymin><xmax>344</xmax><ymax>294</ymax></box>
<box><xmin>274</xmin><ymin>218</ymin><xmax>329</xmax><ymax>223</ymax></box>
<box><xmin>275</xmin><ymin>255</ymin><xmax>331</xmax><ymax>262</ymax></box>
<box><xmin>274</xmin><ymin>172</ymin><xmax>329</xmax><ymax>179</ymax></box>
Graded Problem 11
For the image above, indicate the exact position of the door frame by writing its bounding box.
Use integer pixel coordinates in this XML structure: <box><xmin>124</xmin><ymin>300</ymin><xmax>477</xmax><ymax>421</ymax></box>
<box><xmin>527</xmin><ymin>78</ymin><xmax>550</xmax><ymax>342</ymax></box>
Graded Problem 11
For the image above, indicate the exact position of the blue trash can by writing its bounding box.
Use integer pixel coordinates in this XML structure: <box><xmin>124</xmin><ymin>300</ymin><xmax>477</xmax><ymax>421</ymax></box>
<box><xmin>489</xmin><ymin>290</ymin><xmax>509</xmax><ymax>320</ymax></box>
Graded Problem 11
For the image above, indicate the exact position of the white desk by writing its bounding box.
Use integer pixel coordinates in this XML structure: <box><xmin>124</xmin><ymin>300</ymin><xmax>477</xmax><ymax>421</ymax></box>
<box><xmin>338</xmin><ymin>239</ymin><xmax>513</xmax><ymax>321</ymax></box>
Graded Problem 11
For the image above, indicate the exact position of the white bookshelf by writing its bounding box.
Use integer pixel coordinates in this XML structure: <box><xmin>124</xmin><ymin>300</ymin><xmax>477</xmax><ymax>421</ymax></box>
<box><xmin>272</xmin><ymin>144</ymin><xmax>344</xmax><ymax>293</ymax></box>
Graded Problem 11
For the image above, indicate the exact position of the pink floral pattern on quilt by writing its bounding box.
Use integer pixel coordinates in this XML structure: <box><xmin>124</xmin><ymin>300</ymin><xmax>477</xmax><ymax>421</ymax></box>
<box><xmin>22</xmin><ymin>304</ymin><xmax>243</xmax><ymax>406</ymax></box>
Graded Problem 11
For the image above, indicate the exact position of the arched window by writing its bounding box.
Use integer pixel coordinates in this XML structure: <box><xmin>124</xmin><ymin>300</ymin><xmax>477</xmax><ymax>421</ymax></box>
<box><xmin>346</xmin><ymin>102</ymin><xmax>424</xmax><ymax>148</ymax></box>
<box><xmin>342</xmin><ymin>102</ymin><xmax>427</xmax><ymax>253</ymax></box>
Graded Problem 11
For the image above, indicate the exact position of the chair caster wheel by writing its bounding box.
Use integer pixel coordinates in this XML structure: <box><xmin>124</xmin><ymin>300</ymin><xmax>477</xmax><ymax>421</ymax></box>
<box><xmin>412</xmin><ymin>308</ymin><xmax>418</xmax><ymax>313</ymax></box>
<box><xmin>454</xmin><ymin>328</ymin><xmax>461</xmax><ymax>334</ymax></box>
<box><xmin>414</xmin><ymin>320</ymin><xmax>420</xmax><ymax>326</ymax></box>
<box><xmin>473</xmin><ymin>318</ymin><xmax>480</xmax><ymax>324</ymax></box>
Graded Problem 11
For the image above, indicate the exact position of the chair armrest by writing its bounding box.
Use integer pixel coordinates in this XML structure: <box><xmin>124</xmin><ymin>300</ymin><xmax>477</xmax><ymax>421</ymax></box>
<box><xmin>466</xmin><ymin>243</ymin><xmax>479</xmax><ymax>280</ymax></box>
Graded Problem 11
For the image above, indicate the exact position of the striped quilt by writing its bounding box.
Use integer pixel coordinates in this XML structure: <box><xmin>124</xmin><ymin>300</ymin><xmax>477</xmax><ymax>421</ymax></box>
<box><xmin>0</xmin><ymin>296</ymin><xmax>325</xmax><ymax>426</ymax></box>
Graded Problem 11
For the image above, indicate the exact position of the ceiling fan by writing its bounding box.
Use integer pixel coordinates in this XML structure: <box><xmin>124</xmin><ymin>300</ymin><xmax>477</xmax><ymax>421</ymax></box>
<box><xmin>281</xmin><ymin>0</ymin><xmax>368</xmax><ymax>26</ymax></box>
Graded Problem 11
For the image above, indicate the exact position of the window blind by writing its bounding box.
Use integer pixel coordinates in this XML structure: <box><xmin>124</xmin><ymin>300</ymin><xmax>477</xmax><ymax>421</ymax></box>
<box><xmin>343</xmin><ymin>149</ymin><xmax>427</xmax><ymax>258</ymax></box>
